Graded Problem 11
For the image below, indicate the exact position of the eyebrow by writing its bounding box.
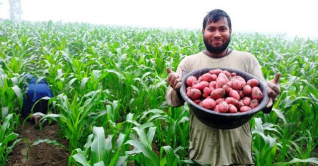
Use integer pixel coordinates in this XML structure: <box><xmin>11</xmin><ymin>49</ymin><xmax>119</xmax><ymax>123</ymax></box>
<box><xmin>206</xmin><ymin>25</ymin><xmax>228</xmax><ymax>29</ymax></box>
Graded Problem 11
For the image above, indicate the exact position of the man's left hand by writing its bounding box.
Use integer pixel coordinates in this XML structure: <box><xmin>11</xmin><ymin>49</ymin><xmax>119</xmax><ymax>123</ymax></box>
<box><xmin>266</xmin><ymin>73</ymin><xmax>281</xmax><ymax>108</ymax></box>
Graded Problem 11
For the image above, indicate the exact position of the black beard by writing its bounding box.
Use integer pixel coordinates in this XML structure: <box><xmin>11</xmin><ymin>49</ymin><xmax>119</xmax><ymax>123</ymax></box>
<box><xmin>203</xmin><ymin>37</ymin><xmax>231</xmax><ymax>54</ymax></box>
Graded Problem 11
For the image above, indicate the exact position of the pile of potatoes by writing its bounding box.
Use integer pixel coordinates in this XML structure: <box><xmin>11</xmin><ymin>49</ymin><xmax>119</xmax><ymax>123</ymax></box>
<box><xmin>186</xmin><ymin>69</ymin><xmax>264</xmax><ymax>113</ymax></box>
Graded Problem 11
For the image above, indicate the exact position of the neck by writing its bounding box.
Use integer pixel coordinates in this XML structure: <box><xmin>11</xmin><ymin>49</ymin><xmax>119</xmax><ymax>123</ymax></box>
<box><xmin>204</xmin><ymin>48</ymin><xmax>231</xmax><ymax>58</ymax></box>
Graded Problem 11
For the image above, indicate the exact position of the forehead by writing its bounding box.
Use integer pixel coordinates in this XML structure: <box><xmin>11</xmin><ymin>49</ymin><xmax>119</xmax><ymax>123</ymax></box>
<box><xmin>206</xmin><ymin>17</ymin><xmax>229</xmax><ymax>27</ymax></box>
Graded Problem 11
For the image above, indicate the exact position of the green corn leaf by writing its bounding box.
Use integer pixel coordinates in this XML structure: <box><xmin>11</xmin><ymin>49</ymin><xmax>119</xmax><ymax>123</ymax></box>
<box><xmin>104</xmin><ymin>69</ymin><xmax>125</xmax><ymax>80</ymax></box>
<box><xmin>125</xmin><ymin>140</ymin><xmax>159</xmax><ymax>166</ymax></box>
<box><xmin>146</xmin><ymin>127</ymin><xmax>156</xmax><ymax>145</ymax></box>
<box><xmin>72</xmin><ymin>154</ymin><xmax>90</xmax><ymax>166</ymax></box>
<box><xmin>1</xmin><ymin>107</ymin><xmax>8</xmax><ymax>119</ymax></box>
<box><xmin>91</xmin><ymin>127</ymin><xmax>107</xmax><ymax>164</ymax></box>
<box><xmin>2</xmin><ymin>133</ymin><xmax>18</xmax><ymax>145</ymax></box>
<box><xmin>273</xmin><ymin>158</ymin><xmax>318</xmax><ymax>166</ymax></box>
<box><xmin>160</xmin><ymin>146</ymin><xmax>179</xmax><ymax>166</ymax></box>
<box><xmin>80</xmin><ymin>77</ymin><xmax>89</xmax><ymax>90</ymax></box>
<box><xmin>132</xmin><ymin>127</ymin><xmax>149</xmax><ymax>147</ymax></box>
<box><xmin>32</xmin><ymin>139</ymin><xmax>66</xmax><ymax>149</ymax></box>
<box><xmin>116</xmin><ymin>133</ymin><xmax>125</xmax><ymax>148</ymax></box>
<box><xmin>10</xmin><ymin>85</ymin><xmax>22</xmax><ymax>108</ymax></box>
<box><xmin>254</xmin><ymin>118</ymin><xmax>264</xmax><ymax>132</ymax></box>
<box><xmin>94</xmin><ymin>161</ymin><xmax>105</xmax><ymax>166</ymax></box>
<box><xmin>137</xmin><ymin>122</ymin><xmax>154</xmax><ymax>130</ymax></box>
<box><xmin>271</xmin><ymin>108</ymin><xmax>287</xmax><ymax>125</ymax></box>
<box><xmin>115</xmin><ymin>156</ymin><xmax>129</xmax><ymax>166</ymax></box>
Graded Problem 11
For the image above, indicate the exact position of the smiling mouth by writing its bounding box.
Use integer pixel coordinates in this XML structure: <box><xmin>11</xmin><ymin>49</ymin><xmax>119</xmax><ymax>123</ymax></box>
<box><xmin>212</xmin><ymin>40</ymin><xmax>223</xmax><ymax>45</ymax></box>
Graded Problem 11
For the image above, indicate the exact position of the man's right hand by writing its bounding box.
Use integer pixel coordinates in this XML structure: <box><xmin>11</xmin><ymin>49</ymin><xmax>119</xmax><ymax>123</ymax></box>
<box><xmin>166</xmin><ymin>67</ymin><xmax>182</xmax><ymax>91</ymax></box>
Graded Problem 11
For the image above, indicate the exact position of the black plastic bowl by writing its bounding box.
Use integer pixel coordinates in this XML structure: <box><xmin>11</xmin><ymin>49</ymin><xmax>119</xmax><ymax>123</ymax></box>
<box><xmin>180</xmin><ymin>68</ymin><xmax>269</xmax><ymax>129</ymax></box>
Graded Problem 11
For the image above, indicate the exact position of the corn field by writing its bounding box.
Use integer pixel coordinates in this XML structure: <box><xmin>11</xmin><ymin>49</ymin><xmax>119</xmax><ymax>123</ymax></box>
<box><xmin>0</xmin><ymin>19</ymin><xmax>318</xmax><ymax>166</ymax></box>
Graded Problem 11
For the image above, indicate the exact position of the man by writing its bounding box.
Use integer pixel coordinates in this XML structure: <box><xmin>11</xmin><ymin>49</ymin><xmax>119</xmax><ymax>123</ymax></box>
<box><xmin>166</xmin><ymin>9</ymin><xmax>280</xmax><ymax>165</ymax></box>
<box><xmin>22</xmin><ymin>74</ymin><xmax>54</xmax><ymax>124</ymax></box>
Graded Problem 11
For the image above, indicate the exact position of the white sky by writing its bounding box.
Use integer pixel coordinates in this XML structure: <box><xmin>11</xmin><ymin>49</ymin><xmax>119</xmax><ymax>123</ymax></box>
<box><xmin>1</xmin><ymin>0</ymin><xmax>318</xmax><ymax>39</ymax></box>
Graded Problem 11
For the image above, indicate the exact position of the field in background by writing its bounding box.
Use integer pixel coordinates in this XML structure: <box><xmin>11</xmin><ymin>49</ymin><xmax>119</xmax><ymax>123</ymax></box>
<box><xmin>1</xmin><ymin>20</ymin><xmax>318</xmax><ymax>166</ymax></box>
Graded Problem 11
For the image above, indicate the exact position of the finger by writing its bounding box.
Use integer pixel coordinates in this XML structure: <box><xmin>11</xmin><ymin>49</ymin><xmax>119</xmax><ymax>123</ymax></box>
<box><xmin>167</xmin><ymin>69</ymin><xmax>176</xmax><ymax>82</ymax></box>
<box><xmin>167</xmin><ymin>73</ymin><xmax>173</xmax><ymax>82</ymax></box>
<box><xmin>167</xmin><ymin>75</ymin><xmax>174</xmax><ymax>85</ymax></box>
<box><xmin>168</xmin><ymin>74</ymin><xmax>179</xmax><ymax>87</ymax></box>
<box><xmin>273</xmin><ymin>73</ymin><xmax>281</xmax><ymax>84</ymax></box>
<box><xmin>268</xmin><ymin>82</ymin><xmax>280</xmax><ymax>94</ymax></box>
<box><xmin>173</xmin><ymin>77</ymin><xmax>181</xmax><ymax>88</ymax></box>
<box><xmin>166</xmin><ymin>67</ymin><xmax>173</xmax><ymax>74</ymax></box>
<box><xmin>175</xmin><ymin>82</ymin><xmax>182</xmax><ymax>90</ymax></box>
<box><xmin>266</xmin><ymin>98</ymin><xmax>273</xmax><ymax>108</ymax></box>
<box><xmin>267</xmin><ymin>87</ymin><xmax>278</xmax><ymax>99</ymax></box>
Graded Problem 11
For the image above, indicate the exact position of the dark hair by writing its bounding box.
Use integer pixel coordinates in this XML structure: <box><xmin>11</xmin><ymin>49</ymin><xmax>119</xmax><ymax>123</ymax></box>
<box><xmin>203</xmin><ymin>9</ymin><xmax>232</xmax><ymax>30</ymax></box>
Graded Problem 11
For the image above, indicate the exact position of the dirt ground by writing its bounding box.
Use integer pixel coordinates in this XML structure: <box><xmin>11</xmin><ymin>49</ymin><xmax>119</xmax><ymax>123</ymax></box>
<box><xmin>6</xmin><ymin>118</ymin><xmax>69</xmax><ymax>166</ymax></box>
<box><xmin>5</xmin><ymin>117</ymin><xmax>318</xmax><ymax>166</ymax></box>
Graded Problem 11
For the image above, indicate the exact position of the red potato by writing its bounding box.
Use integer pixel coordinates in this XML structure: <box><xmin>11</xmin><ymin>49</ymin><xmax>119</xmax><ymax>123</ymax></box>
<box><xmin>187</xmin><ymin>87</ymin><xmax>192</xmax><ymax>92</ymax></box>
<box><xmin>199</xmin><ymin>73</ymin><xmax>214</xmax><ymax>82</ymax></box>
<box><xmin>247</xmin><ymin>78</ymin><xmax>259</xmax><ymax>87</ymax></box>
<box><xmin>237</xmin><ymin>100</ymin><xmax>244</xmax><ymax>109</ymax></box>
<box><xmin>215</xmin><ymin>98</ymin><xmax>225</xmax><ymax>105</ymax></box>
<box><xmin>193</xmin><ymin>99</ymin><xmax>201</xmax><ymax>104</ymax></box>
<box><xmin>240</xmin><ymin>106</ymin><xmax>252</xmax><ymax>112</ymax></box>
<box><xmin>211</xmin><ymin>88</ymin><xmax>226</xmax><ymax>99</ymax></box>
<box><xmin>211</xmin><ymin>74</ymin><xmax>218</xmax><ymax>81</ymax></box>
<box><xmin>233</xmin><ymin>75</ymin><xmax>246</xmax><ymax>86</ymax></box>
<box><xmin>242</xmin><ymin>97</ymin><xmax>251</xmax><ymax>106</ymax></box>
<box><xmin>192</xmin><ymin>80</ymin><xmax>199</xmax><ymax>86</ymax></box>
<box><xmin>250</xmin><ymin>99</ymin><xmax>259</xmax><ymax>109</ymax></box>
<box><xmin>192</xmin><ymin>81</ymin><xmax>209</xmax><ymax>90</ymax></box>
<box><xmin>243</xmin><ymin>85</ymin><xmax>252</xmax><ymax>95</ymax></box>
<box><xmin>238</xmin><ymin>90</ymin><xmax>245</xmax><ymax>98</ymax></box>
<box><xmin>187</xmin><ymin>88</ymin><xmax>201</xmax><ymax>100</ymax></box>
<box><xmin>216</xmin><ymin>77</ymin><xmax>227</xmax><ymax>88</ymax></box>
<box><xmin>201</xmin><ymin>98</ymin><xmax>216</xmax><ymax>110</ymax></box>
<box><xmin>222</xmin><ymin>70</ymin><xmax>231</xmax><ymax>78</ymax></box>
<box><xmin>209</xmin><ymin>69</ymin><xmax>222</xmax><ymax>75</ymax></box>
<box><xmin>228</xmin><ymin>79</ymin><xmax>242</xmax><ymax>90</ymax></box>
<box><xmin>218</xmin><ymin>73</ymin><xmax>230</xmax><ymax>82</ymax></box>
<box><xmin>202</xmin><ymin>87</ymin><xmax>212</xmax><ymax>98</ymax></box>
<box><xmin>228</xmin><ymin>104</ymin><xmax>238</xmax><ymax>113</ymax></box>
<box><xmin>209</xmin><ymin>81</ymin><xmax>217</xmax><ymax>89</ymax></box>
<box><xmin>186</xmin><ymin>76</ymin><xmax>197</xmax><ymax>87</ymax></box>
<box><xmin>225</xmin><ymin>97</ymin><xmax>239</xmax><ymax>107</ymax></box>
<box><xmin>231</xmin><ymin>72</ymin><xmax>237</xmax><ymax>76</ymax></box>
<box><xmin>229</xmin><ymin>89</ymin><xmax>240</xmax><ymax>100</ymax></box>
<box><xmin>218</xmin><ymin>101</ymin><xmax>229</xmax><ymax>113</ymax></box>
<box><xmin>214</xmin><ymin>105</ymin><xmax>220</xmax><ymax>112</ymax></box>
<box><xmin>222</xmin><ymin>84</ymin><xmax>231</xmax><ymax>94</ymax></box>
<box><xmin>251</xmin><ymin>87</ymin><xmax>263</xmax><ymax>100</ymax></box>
<box><xmin>252</xmin><ymin>86</ymin><xmax>261</xmax><ymax>91</ymax></box>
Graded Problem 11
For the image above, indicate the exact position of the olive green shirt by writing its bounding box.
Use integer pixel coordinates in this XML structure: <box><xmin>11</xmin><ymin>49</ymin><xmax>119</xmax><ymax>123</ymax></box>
<box><xmin>166</xmin><ymin>51</ymin><xmax>265</xmax><ymax>166</ymax></box>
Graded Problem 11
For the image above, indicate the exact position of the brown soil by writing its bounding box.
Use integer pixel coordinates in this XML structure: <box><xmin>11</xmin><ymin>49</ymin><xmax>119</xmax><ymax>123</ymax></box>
<box><xmin>6</xmin><ymin>118</ymin><xmax>69</xmax><ymax>166</ymax></box>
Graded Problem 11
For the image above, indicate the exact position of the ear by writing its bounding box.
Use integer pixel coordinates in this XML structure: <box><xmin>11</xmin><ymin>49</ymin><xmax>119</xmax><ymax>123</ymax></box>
<box><xmin>202</xmin><ymin>28</ymin><xmax>205</xmax><ymax>35</ymax></box>
<box><xmin>229</xmin><ymin>28</ymin><xmax>232</xmax><ymax>34</ymax></box>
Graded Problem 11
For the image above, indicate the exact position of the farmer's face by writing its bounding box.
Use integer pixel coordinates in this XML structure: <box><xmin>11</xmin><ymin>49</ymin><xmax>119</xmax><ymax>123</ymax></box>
<box><xmin>202</xmin><ymin>17</ymin><xmax>232</xmax><ymax>54</ymax></box>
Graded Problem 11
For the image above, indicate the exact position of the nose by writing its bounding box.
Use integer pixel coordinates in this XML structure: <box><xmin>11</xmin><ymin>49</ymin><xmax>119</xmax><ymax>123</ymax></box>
<box><xmin>213</xmin><ymin>30</ymin><xmax>222</xmax><ymax>38</ymax></box>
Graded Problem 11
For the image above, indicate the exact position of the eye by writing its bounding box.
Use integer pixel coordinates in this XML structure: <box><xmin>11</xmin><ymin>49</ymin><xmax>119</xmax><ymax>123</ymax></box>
<box><xmin>219</xmin><ymin>27</ymin><xmax>227</xmax><ymax>32</ymax></box>
<box><xmin>207</xmin><ymin>27</ymin><xmax>215</xmax><ymax>32</ymax></box>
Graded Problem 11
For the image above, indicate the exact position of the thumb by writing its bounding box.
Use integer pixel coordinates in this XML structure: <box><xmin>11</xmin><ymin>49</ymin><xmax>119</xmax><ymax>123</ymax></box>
<box><xmin>166</xmin><ymin>67</ymin><xmax>173</xmax><ymax>74</ymax></box>
<box><xmin>266</xmin><ymin>98</ymin><xmax>273</xmax><ymax>108</ymax></box>
<box><xmin>272</xmin><ymin>73</ymin><xmax>281</xmax><ymax>84</ymax></box>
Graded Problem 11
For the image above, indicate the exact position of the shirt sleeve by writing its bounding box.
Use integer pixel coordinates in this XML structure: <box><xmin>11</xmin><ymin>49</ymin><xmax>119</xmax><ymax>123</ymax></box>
<box><xmin>248</xmin><ymin>54</ymin><xmax>266</xmax><ymax>83</ymax></box>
